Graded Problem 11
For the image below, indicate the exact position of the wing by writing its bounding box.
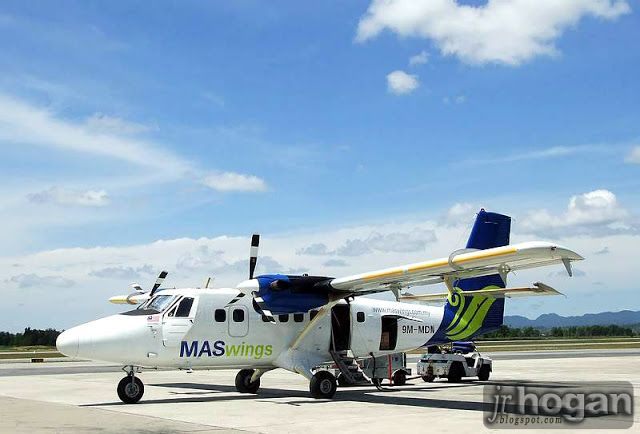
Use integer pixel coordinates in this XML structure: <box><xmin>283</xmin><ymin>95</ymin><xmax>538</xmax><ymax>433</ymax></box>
<box><xmin>398</xmin><ymin>281</ymin><xmax>563</xmax><ymax>303</ymax></box>
<box><xmin>329</xmin><ymin>241</ymin><xmax>583</xmax><ymax>294</ymax></box>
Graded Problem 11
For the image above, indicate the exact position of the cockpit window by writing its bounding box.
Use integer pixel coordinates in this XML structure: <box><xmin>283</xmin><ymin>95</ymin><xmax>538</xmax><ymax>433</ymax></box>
<box><xmin>142</xmin><ymin>295</ymin><xmax>175</xmax><ymax>312</ymax></box>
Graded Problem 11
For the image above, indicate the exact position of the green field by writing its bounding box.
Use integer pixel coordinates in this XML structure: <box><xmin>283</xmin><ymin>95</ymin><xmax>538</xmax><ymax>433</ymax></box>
<box><xmin>0</xmin><ymin>346</ymin><xmax>63</xmax><ymax>359</ymax></box>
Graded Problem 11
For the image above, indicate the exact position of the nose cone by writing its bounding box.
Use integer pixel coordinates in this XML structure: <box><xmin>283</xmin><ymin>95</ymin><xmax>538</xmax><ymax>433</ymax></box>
<box><xmin>56</xmin><ymin>329</ymin><xmax>79</xmax><ymax>358</ymax></box>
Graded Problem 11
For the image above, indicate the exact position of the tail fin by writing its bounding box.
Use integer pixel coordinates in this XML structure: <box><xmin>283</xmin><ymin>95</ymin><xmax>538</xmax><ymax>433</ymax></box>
<box><xmin>429</xmin><ymin>209</ymin><xmax>510</xmax><ymax>343</ymax></box>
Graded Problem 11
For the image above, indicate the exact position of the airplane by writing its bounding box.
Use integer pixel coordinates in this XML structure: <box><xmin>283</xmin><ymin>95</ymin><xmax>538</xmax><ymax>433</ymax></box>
<box><xmin>56</xmin><ymin>210</ymin><xmax>583</xmax><ymax>403</ymax></box>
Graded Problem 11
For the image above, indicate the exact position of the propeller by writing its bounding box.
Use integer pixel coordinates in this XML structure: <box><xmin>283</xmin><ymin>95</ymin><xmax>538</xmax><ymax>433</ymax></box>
<box><xmin>231</xmin><ymin>234</ymin><xmax>276</xmax><ymax>323</ymax></box>
<box><xmin>109</xmin><ymin>270</ymin><xmax>169</xmax><ymax>305</ymax></box>
<box><xmin>149</xmin><ymin>270</ymin><xmax>168</xmax><ymax>297</ymax></box>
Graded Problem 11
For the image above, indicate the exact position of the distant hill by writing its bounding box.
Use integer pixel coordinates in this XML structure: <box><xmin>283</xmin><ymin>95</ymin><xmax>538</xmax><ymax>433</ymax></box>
<box><xmin>504</xmin><ymin>310</ymin><xmax>640</xmax><ymax>328</ymax></box>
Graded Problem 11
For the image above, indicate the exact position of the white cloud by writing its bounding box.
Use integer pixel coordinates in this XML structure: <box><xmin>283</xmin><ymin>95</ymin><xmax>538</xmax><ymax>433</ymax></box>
<box><xmin>8</xmin><ymin>273</ymin><xmax>75</xmax><ymax>289</ymax></box>
<box><xmin>0</xmin><ymin>94</ymin><xmax>266</xmax><ymax>191</ymax></box>
<box><xmin>386</xmin><ymin>70</ymin><xmax>420</xmax><ymax>95</ymax></box>
<box><xmin>27</xmin><ymin>186</ymin><xmax>109</xmax><ymax>207</ymax></box>
<box><xmin>84</xmin><ymin>113</ymin><xmax>155</xmax><ymax>135</ymax></box>
<box><xmin>201</xmin><ymin>172</ymin><xmax>268</xmax><ymax>192</ymax></box>
<box><xmin>89</xmin><ymin>265</ymin><xmax>155</xmax><ymax>280</ymax></box>
<box><xmin>0</xmin><ymin>94</ymin><xmax>191</xmax><ymax>174</ymax></box>
<box><xmin>356</xmin><ymin>0</ymin><xmax>631</xmax><ymax>66</ymax></box>
<box><xmin>409</xmin><ymin>50</ymin><xmax>429</xmax><ymax>66</ymax></box>
<box><xmin>625</xmin><ymin>146</ymin><xmax>640</xmax><ymax>163</ymax></box>
<box><xmin>335</xmin><ymin>229</ymin><xmax>437</xmax><ymax>256</ymax></box>
<box><xmin>443</xmin><ymin>203</ymin><xmax>478</xmax><ymax>226</ymax></box>
<box><xmin>467</xmin><ymin>145</ymin><xmax>606</xmax><ymax>165</ymax></box>
<box><xmin>520</xmin><ymin>189</ymin><xmax>634</xmax><ymax>236</ymax></box>
<box><xmin>443</xmin><ymin>95</ymin><xmax>465</xmax><ymax>104</ymax></box>
<box><xmin>296</xmin><ymin>243</ymin><xmax>331</xmax><ymax>256</ymax></box>
<box><xmin>323</xmin><ymin>259</ymin><xmax>349</xmax><ymax>267</ymax></box>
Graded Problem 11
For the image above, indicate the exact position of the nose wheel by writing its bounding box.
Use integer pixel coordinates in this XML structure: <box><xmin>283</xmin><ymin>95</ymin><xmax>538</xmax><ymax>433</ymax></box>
<box><xmin>117</xmin><ymin>367</ymin><xmax>145</xmax><ymax>404</ymax></box>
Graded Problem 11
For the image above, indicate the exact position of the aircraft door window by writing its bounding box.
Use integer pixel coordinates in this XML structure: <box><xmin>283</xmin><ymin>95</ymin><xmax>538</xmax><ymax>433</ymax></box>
<box><xmin>310</xmin><ymin>310</ymin><xmax>318</xmax><ymax>320</ymax></box>
<box><xmin>233</xmin><ymin>308</ymin><xmax>245</xmax><ymax>322</ymax></box>
<box><xmin>278</xmin><ymin>314</ymin><xmax>289</xmax><ymax>323</ymax></box>
<box><xmin>293</xmin><ymin>313</ymin><xmax>304</xmax><ymax>323</ymax></box>
<box><xmin>357</xmin><ymin>312</ymin><xmax>365</xmax><ymax>323</ymax></box>
<box><xmin>214</xmin><ymin>309</ymin><xmax>226</xmax><ymax>322</ymax></box>
<box><xmin>175</xmin><ymin>297</ymin><xmax>194</xmax><ymax>317</ymax></box>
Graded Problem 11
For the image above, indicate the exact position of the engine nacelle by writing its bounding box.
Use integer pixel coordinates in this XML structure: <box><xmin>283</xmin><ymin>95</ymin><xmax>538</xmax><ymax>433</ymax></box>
<box><xmin>254</xmin><ymin>274</ymin><xmax>332</xmax><ymax>314</ymax></box>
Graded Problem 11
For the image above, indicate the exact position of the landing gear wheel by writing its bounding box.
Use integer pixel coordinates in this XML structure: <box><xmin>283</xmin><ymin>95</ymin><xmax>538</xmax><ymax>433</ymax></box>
<box><xmin>392</xmin><ymin>370</ymin><xmax>407</xmax><ymax>386</ymax></box>
<box><xmin>117</xmin><ymin>376</ymin><xmax>144</xmax><ymax>404</ymax></box>
<box><xmin>310</xmin><ymin>371</ymin><xmax>337</xmax><ymax>399</ymax></box>
<box><xmin>422</xmin><ymin>375</ymin><xmax>435</xmax><ymax>383</ymax></box>
<box><xmin>478</xmin><ymin>365</ymin><xmax>491</xmax><ymax>381</ymax></box>
<box><xmin>235</xmin><ymin>369</ymin><xmax>261</xmax><ymax>393</ymax></box>
<box><xmin>447</xmin><ymin>363</ymin><xmax>463</xmax><ymax>383</ymax></box>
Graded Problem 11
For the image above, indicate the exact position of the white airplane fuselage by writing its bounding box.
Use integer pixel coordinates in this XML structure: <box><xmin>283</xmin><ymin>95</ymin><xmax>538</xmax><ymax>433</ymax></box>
<box><xmin>57</xmin><ymin>288</ymin><xmax>444</xmax><ymax>371</ymax></box>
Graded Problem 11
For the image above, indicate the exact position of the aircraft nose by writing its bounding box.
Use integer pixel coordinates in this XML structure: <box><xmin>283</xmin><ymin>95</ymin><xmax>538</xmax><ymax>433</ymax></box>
<box><xmin>56</xmin><ymin>328</ymin><xmax>79</xmax><ymax>358</ymax></box>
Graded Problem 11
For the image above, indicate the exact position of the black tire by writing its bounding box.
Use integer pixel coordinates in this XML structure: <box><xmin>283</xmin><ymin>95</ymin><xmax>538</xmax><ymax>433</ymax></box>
<box><xmin>392</xmin><ymin>370</ymin><xmax>407</xmax><ymax>386</ymax></box>
<box><xmin>422</xmin><ymin>375</ymin><xmax>435</xmax><ymax>383</ymax></box>
<box><xmin>447</xmin><ymin>362</ymin><xmax>464</xmax><ymax>383</ymax></box>
<box><xmin>235</xmin><ymin>369</ymin><xmax>260</xmax><ymax>393</ymax></box>
<box><xmin>310</xmin><ymin>371</ymin><xmax>337</xmax><ymax>399</ymax></box>
<box><xmin>117</xmin><ymin>376</ymin><xmax>144</xmax><ymax>404</ymax></box>
<box><xmin>478</xmin><ymin>364</ymin><xmax>491</xmax><ymax>381</ymax></box>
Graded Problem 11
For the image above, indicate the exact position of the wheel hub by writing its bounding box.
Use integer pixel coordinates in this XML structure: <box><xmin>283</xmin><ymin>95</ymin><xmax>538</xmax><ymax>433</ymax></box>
<box><xmin>125</xmin><ymin>383</ymin><xmax>139</xmax><ymax>397</ymax></box>
<box><xmin>320</xmin><ymin>379</ymin><xmax>332</xmax><ymax>394</ymax></box>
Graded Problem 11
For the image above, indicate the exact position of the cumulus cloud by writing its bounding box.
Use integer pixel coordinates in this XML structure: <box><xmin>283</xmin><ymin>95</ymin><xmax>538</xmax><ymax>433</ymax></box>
<box><xmin>176</xmin><ymin>246</ymin><xmax>226</xmax><ymax>271</ymax></box>
<box><xmin>28</xmin><ymin>186</ymin><xmax>109</xmax><ymax>207</ymax></box>
<box><xmin>520</xmin><ymin>189</ymin><xmax>634</xmax><ymax>236</ymax></box>
<box><xmin>9</xmin><ymin>273</ymin><xmax>75</xmax><ymax>289</ymax></box>
<box><xmin>323</xmin><ymin>259</ymin><xmax>350</xmax><ymax>267</ymax></box>
<box><xmin>356</xmin><ymin>0</ymin><xmax>631</xmax><ymax>66</ymax></box>
<box><xmin>625</xmin><ymin>146</ymin><xmax>640</xmax><ymax>163</ymax></box>
<box><xmin>594</xmin><ymin>246</ymin><xmax>610</xmax><ymax>255</ymax></box>
<box><xmin>409</xmin><ymin>50</ymin><xmax>429</xmax><ymax>66</ymax></box>
<box><xmin>201</xmin><ymin>172</ymin><xmax>268</xmax><ymax>192</ymax></box>
<box><xmin>296</xmin><ymin>243</ymin><xmax>331</xmax><ymax>256</ymax></box>
<box><xmin>442</xmin><ymin>203</ymin><xmax>478</xmax><ymax>226</ymax></box>
<box><xmin>89</xmin><ymin>265</ymin><xmax>155</xmax><ymax>280</ymax></box>
<box><xmin>386</xmin><ymin>70</ymin><xmax>420</xmax><ymax>95</ymax></box>
<box><xmin>336</xmin><ymin>229</ymin><xmax>437</xmax><ymax>256</ymax></box>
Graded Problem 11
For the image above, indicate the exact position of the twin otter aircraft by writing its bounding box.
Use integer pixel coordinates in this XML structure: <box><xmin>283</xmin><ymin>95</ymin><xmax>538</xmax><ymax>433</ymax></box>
<box><xmin>56</xmin><ymin>210</ymin><xmax>583</xmax><ymax>402</ymax></box>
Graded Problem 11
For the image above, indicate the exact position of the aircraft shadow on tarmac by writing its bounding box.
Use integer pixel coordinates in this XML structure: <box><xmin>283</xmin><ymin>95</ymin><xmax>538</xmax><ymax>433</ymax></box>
<box><xmin>80</xmin><ymin>379</ymin><xmax>572</xmax><ymax>413</ymax></box>
<box><xmin>81</xmin><ymin>379</ymin><xmax>630</xmax><ymax>420</ymax></box>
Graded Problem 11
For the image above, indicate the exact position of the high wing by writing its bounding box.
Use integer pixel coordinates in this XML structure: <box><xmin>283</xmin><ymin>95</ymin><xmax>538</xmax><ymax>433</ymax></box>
<box><xmin>328</xmin><ymin>241</ymin><xmax>583</xmax><ymax>295</ymax></box>
<box><xmin>398</xmin><ymin>281</ymin><xmax>564</xmax><ymax>303</ymax></box>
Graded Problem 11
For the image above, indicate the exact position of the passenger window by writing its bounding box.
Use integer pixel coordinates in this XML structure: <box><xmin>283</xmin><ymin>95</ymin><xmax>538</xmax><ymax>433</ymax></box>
<box><xmin>357</xmin><ymin>312</ymin><xmax>365</xmax><ymax>323</ymax></box>
<box><xmin>310</xmin><ymin>310</ymin><xmax>318</xmax><ymax>320</ymax></box>
<box><xmin>233</xmin><ymin>308</ymin><xmax>245</xmax><ymax>322</ymax></box>
<box><xmin>294</xmin><ymin>313</ymin><xmax>304</xmax><ymax>323</ymax></box>
<box><xmin>278</xmin><ymin>314</ymin><xmax>289</xmax><ymax>323</ymax></box>
<box><xmin>261</xmin><ymin>314</ymin><xmax>272</xmax><ymax>322</ymax></box>
<box><xmin>175</xmin><ymin>297</ymin><xmax>194</xmax><ymax>317</ymax></box>
<box><xmin>214</xmin><ymin>309</ymin><xmax>226</xmax><ymax>322</ymax></box>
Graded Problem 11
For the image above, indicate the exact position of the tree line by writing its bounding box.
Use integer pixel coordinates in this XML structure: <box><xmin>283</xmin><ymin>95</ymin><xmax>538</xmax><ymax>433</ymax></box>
<box><xmin>479</xmin><ymin>324</ymin><xmax>636</xmax><ymax>339</ymax></box>
<box><xmin>0</xmin><ymin>328</ymin><xmax>61</xmax><ymax>347</ymax></box>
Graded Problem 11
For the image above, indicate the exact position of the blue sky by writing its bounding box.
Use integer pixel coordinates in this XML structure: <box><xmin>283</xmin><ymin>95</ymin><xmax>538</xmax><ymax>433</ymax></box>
<box><xmin>1</xmin><ymin>1</ymin><xmax>639</xmax><ymax>331</ymax></box>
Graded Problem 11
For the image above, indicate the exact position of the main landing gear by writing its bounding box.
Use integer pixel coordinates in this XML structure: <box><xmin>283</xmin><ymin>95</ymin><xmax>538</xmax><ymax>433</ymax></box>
<box><xmin>117</xmin><ymin>366</ymin><xmax>144</xmax><ymax>404</ymax></box>
<box><xmin>310</xmin><ymin>371</ymin><xmax>337</xmax><ymax>399</ymax></box>
<box><xmin>235</xmin><ymin>369</ymin><xmax>261</xmax><ymax>394</ymax></box>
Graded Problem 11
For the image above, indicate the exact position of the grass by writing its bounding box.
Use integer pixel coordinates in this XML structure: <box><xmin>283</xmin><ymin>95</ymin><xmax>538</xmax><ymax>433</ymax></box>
<box><xmin>0</xmin><ymin>346</ymin><xmax>63</xmax><ymax>359</ymax></box>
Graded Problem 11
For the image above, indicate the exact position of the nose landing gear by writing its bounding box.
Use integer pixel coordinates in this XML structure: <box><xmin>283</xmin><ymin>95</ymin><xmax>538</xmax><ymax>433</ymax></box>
<box><xmin>117</xmin><ymin>366</ymin><xmax>144</xmax><ymax>404</ymax></box>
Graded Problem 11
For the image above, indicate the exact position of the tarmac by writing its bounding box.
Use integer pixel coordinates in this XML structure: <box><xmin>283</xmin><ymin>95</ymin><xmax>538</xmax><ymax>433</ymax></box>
<box><xmin>0</xmin><ymin>352</ymin><xmax>638</xmax><ymax>433</ymax></box>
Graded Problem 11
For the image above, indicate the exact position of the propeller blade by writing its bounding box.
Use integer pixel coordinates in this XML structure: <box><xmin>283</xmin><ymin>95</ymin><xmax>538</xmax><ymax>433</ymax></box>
<box><xmin>150</xmin><ymin>270</ymin><xmax>169</xmax><ymax>296</ymax></box>
<box><xmin>249</xmin><ymin>234</ymin><xmax>259</xmax><ymax>279</ymax></box>
<box><xmin>252</xmin><ymin>295</ymin><xmax>275</xmax><ymax>323</ymax></box>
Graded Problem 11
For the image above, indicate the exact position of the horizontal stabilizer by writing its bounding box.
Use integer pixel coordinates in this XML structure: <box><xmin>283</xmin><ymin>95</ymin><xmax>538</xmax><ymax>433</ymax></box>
<box><xmin>398</xmin><ymin>282</ymin><xmax>563</xmax><ymax>303</ymax></box>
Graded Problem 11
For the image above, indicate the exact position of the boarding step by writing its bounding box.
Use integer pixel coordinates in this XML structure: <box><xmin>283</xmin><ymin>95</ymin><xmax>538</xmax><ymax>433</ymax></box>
<box><xmin>329</xmin><ymin>349</ymin><xmax>369</xmax><ymax>385</ymax></box>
